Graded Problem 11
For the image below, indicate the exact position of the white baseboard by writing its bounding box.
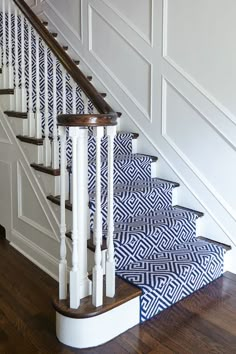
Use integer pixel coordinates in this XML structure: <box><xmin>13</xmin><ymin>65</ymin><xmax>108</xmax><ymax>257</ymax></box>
<box><xmin>10</xmin><ymin>229</ymin><xmax>59</xmax><ymax>281</ymax></box>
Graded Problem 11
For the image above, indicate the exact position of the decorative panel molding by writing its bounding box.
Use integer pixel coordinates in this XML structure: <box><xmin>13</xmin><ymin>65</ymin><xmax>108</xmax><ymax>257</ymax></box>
<box><xmin>17</xmin><ymin>162</ymin><xmax>55</xmax><ymax>239</ymax></box>
<box><xmin>163</xmin><ymin>0</ymin><xmax>236</xmax><ymax>123</ymax></box>
<box><xmin>25</xmin><ymin>0</ymin><xmax>37</xmax><ymax>6</ymax></box>
<box><xmin>0</xmin><ymin>119</ymin><xmax>12</xmax><ymax>145</ymax></box>
<box><xmin>89</xmin><ymin>5</ymin><xmax>152</xmax><ymax>121</ymax></box>
<box><xmin>47</xmin><ymin>0</ymin><xmax>82</xmax><ymax>39</ymax></box>
<box><xmin>101</xmin><ymin>0</ymin><xmax>153</xmax><ymax>45</ymax></box>
<box><xmin>162</xmin><ymin>78</ymin><xmax>236</xmax><ymax>219</ymax></box>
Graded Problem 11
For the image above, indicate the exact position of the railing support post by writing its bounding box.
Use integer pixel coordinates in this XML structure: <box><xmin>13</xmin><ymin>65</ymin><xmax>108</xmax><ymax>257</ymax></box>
<box><xmin>92</xmin><ymin>126</ymin><xmax>104</xmax><ymax>307</ymax></box>
<box><xmin>106</xmin><ymin>125</ymin><xmax>116</xmax><ymax>297</ymax></box>
<box><xmin>58</xmin><ymin>126</ymin><xmax>67</xmax><ymax>300</ymax></box>
<box><xmin>69</xmin><ymin>127</ymin><xmax>80</xmax><ymax>309</ymax></box>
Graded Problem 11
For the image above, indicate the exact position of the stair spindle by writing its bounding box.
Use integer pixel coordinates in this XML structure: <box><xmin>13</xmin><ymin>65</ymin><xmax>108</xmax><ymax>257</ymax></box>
<box><xmin>2</xmin><ymin>0</ymin><xmax>7</xmax><ymax>88</ymax></box>
<box><xmin>58</xmin><ymin>126</ymin><xmax>67</xmax><ymax>300</ymax></box>
<box><xmin>43</xmin><ymin>44</ymin><xmax>51</xmax><ymax>166</ymax></box>
<box><xmin>14</xmin><ymin>6</ymin><xmax>21</xmax><ymax>110</ymax></box>
<box><xmin>34</xmin><ymin>31</ymin><xmax>42</xmax><ymax>139</ymax></box>
<box><xmin>77</xmin><ymin>127</ymin><xmax>91</xmax><ymax>298</ymax></box>
<box><xmin>81</xmin><ymin>90</ymin><xmax>89</xmax><ymax>114</ymax></box>
<box><xmin>27</xmin><ymin>22</ymin><xmax>34</xmax><ymax>135</ymax></box>
<box><xmin>52</xmin><ymin>55</ymin><xmax>59</xmax><ymax>169</ymax></box>
<box><xmin>106</xmin><ymin>125</ymin><xmax>116</xmax><ymax>298</ymax></box>
<box><xmin>72</xmin><ymin>80</ymin><xmax>76</xmax><ymax>114</ymax></box>
<box><xmin>8</xmin><ymin>0</ymin><xmax>14</xmax><ymax>90</ymax></box>
<box><xmin>92</xmin><ymin>126</ymin><xmax>104</xmax><ymax>307</ymax></box>
<box><xmin>20</xmin><ymin>13</ymin><xmax>27</xmax><ymax>111</ymax></box>
<box><xmin>62</xmin><ymin>65</ymin><xmax>66</xmax><ymax>113</ymax></box>
<box><xmin>69</xmin><ymin>127</ymin><xmax>80</xmax><ymax>309</ymax></box>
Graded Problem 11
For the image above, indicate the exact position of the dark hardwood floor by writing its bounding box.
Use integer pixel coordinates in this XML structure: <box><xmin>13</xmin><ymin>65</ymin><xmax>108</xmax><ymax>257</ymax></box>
<box><xmin>0</xmin><ymin>238</ymin><xmax>236</xmax><ymax>354</ymax></box>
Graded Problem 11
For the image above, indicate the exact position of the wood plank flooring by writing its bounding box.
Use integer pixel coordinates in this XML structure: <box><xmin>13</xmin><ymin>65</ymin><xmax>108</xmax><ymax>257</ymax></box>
<box><xmin>0</xmin><ymin>238</ymin><xmax>236</xmax><ymax>353</ymax></box>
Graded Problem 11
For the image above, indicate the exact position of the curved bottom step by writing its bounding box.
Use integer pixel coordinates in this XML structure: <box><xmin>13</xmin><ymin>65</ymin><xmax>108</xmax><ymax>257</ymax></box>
<box><xmin>53</xmin><ymin>276</ymin><xmax>141</xmax><ymax>348</ymax></box>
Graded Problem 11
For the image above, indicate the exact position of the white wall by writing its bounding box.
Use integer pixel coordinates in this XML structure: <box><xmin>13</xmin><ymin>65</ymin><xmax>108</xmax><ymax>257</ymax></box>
<box><xmin>31</xmin><ymin>0</ymin><xmax>236</xmax><ymax>271</ymax></box>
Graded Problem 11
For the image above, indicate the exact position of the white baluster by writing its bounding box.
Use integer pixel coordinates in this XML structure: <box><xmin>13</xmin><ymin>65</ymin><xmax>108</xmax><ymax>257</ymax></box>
<box><xmin>52</xmin><ymin>56</ymin><xmax>59</xmax><ymax>169</ymax></box>
<box><xmin>2</xmin><ymin>0</ymin><xmax>7</xmax><ymax>88</ymax></box>
<box><xmin>58</xmin><ymin>126</ymin><xmax>67</xmax><ymax>300</ymax></box>
<box><xmin>72</xmin><ymin>80</ymin><xmax>76</xmax><ymax>114</ymax></box>
<box><xmin>14</xmin><ymin>7</ymin><xmax>21</xmax><ymax>111</ymax></box>
<box><xmin>62</xmin><ymin>65</ymin><xmax>66</xmax><ymax>113</ymax></box>
<box><xmin>27</xmin><ymin>22</ymin><xmax>35</xmax><ymax>135</ymax></box>
<box><xmin>35</xmin><ymin>31</ymin><xmax>41</xmax><ymax>139</ymax></box>
<box><xmin>43</xmin><ymin>45</ymin><xmax>51</xmax><ymax>166</ymax></box>
<box><xmin>8</xmin><ymin>0</ymin><xmax>14</xmax><ymax>89</ymax></box>
<box><xmin>106</xmin><ymin>125</ymin><xmax>116</xmax><ymax>297</ymax></box>
<box><xmin>77</xmin><ymin>127</ymin><xmax>92</xmax><ymax>299</ymax></box>
<box><xmin>92</xmin><ymin>126</ymin><xmax>104</xmax><ymax>307</ymax></box>
<box><xmin>69</xmin><ymin>127</ymin><xmax>80</xmax><ymax>309</ymax></box>
<box><xmin>81</xmin><ymin>90</ymin><xmax>89</xmax><ymax>114</ymax></box>
<box><xmin>20</xmin><ymin>14</ymin><xmax>27</xmax><ymax>112</ymax></box>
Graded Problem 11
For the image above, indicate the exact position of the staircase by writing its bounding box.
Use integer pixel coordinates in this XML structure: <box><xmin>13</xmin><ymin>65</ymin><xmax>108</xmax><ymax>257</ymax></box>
<box><xmin>0</xmin><ymin>0</ymin><xmax>232</xmax><ymax>349</ymax></box>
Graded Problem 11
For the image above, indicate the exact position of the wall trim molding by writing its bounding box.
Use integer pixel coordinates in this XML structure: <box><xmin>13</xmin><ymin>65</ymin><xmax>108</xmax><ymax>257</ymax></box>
<box><xmin>10</xmin><ymin>229</ymin><xmax>59</xmax><ymax>281</ymax></box>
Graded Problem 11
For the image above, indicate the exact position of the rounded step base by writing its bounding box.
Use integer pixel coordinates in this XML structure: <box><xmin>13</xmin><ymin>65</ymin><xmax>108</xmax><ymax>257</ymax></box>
<box><xmin>55</xmin><ymin>297</ymin><xmax>140</xmax><ymax>349</ymax></box>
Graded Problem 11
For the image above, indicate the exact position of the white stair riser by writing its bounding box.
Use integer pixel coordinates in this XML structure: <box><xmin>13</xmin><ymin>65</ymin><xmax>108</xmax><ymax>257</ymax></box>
<box><xmin>20</xmin><ymin>142</ymin><xmax>43</xmax><ymax>164</ymax></box>
<box><xmin>56</xmin><ymin>297</ymin><xmax>140</xmax><ymax>349</ymax></box>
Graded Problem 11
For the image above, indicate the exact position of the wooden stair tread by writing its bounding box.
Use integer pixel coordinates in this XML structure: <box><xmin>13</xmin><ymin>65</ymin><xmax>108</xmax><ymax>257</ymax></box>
<box><xmin>197</xmin><ymin>236</ymin><xmax>232</xmax><ymax>251</ymax></box>
<box><xmin>0</xmin><ymin>89</ymin><xmax>14</xmax><ymax>95</ymax></box>
<box><xmin>31</xmin><ymin>163</ymin><xmax>60</xmax><ymax>176</ymax></box>
<box><xmin>16</xmin><ymin>135</ymin><xmax>44</xmax><ymax>145</ymax></box>
<box><xmin>47</xmin><ymin>195</ymin><xmax>72</xmax><ymax>211</ymax></box>
<box><xmin>66</xmin><ymin>231</ymin><xmax>108</xmax><ymax>251</ymax></box>
<box><xmin>52</xmin><ymin>276</ymin><xmax>141</xmax><ymax>319</ymax></box>
<box><xmin>4</xmin><ymin>111</ymin><xmax>28</xmax><ymax>119</ymax></box>
<box><xmin>173</xmin><ymin>205</ymin><xmax>204</xmax><ymax>218</ymax></box>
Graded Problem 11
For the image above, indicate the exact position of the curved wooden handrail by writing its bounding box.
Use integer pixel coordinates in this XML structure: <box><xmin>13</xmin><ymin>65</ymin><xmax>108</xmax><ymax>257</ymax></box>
<box><xmin>57</xmin><ymin>113</ymin><xmax>118</xmax><ymax>127</ymax></box>
<box><xmin>13</xmin><ymin>0</ymin><xmax>115</xmax><ymax>115</ymax></box>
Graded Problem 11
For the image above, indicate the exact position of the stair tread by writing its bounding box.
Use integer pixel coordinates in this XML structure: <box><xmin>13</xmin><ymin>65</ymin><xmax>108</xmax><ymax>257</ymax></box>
<box><xmin>173</xmin><ymin>205</ymin><xmax>204</xmax><ymax>218</ymax></box>
<box><xmin>0</xmin><ymin>89</ymin><xmax>14</xmax><ymax>95</ymax></box>
<box><xmin>47</xmin><ymin>195</ymin><xmax>72</xmax><ymax>211</ymax></box>
<box><xmin>52</xmin><ymin>276</ymin><xmax>141</xmax><ymax>319</ymax></box>
<box><xmin>4</xmin><ymin>111</ymin><xmax>28</xmax><ymax>119</ymax></box>
<box><xmin>117</xmin><ymin>239</ymin><xmax>225</xmax><ymax>322</ymax></box>
<box><xmin>31</xmin><ymin>163</ymin><xmax>60</xmax><ymax>176</ymax></box>
<box><xmin>16</xmin><ymin>135</ymin><xmax>44</xmax><ymax>145</ymax></box>
<box><xmin>197</xmin><ymin>236</ymin><xmax>231</xmax><ymax>251</ymax></box>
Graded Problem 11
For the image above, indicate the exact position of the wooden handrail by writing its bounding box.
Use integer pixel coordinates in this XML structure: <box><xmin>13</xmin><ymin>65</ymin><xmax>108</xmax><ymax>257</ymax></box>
<box><xmin>13</xmin><ymin>0</ymin><xmax>115</xmax><ymax>115</ymax></box>
<box><xmin>57</xmin><ymin>113</ymin><xmax>118</xmax><ymax>127</ymax></box>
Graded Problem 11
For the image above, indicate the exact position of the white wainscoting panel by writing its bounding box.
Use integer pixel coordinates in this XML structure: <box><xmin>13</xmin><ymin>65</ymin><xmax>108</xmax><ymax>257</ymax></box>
<box><xmin>17</xmin><ymin>161</ymin><xmax>56</xmax><ymax>240</ymax></box>
<box><xmin>164</xmin><ymin>0</ymin><xmax>236</xmax><ymax>121</ymax></box>
<box><xmin>101</xmin><ymin>0</ymin><xmax>153</xmax><ymax>45</ymax></box>
<box><xmin>47</xmin><ymin>0</ymin><xmax>82</xmax><ymax>39</ymax></box>
<box><xmin>89</xmin><ymin>5</ymin><xmax>152</xmax><ymax>120</ymax></box>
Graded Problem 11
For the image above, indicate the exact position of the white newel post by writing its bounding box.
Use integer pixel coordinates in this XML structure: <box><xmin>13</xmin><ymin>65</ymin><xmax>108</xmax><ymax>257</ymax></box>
<box><xmin>27</xmin><ymin>22</ymin><xmax>35</xmax><ymax>135</ymax></box>
<box><xmin>8</xmin><ymin>0</ymin><xmax>14</xmax><ymax>90</ymax></box>
<box><xmin>35</xmin><ymin>31</ymin><xmax>42</xmax><ymax>139</ymax></box>
<box><xmin>14</xmin><ymin>6</ymin><xmax>21</xmax><ymax>110</ymax></box>
<box><xmin>92</xmin><ymin>126</ymin><xmax>104</xmax><ymax>307</ymax></box>
<box><xmin>2</xmin><ymin>0</ymin><xmax>7</xmax><ymax>88</ymax></box>
<box><xmin>58</xmin><ymin>126</ymin><xmax>67</xmax><ymax>300</ymax></box>
<box><xmin>106</xmin><ymin>125</ymin><xmax>116</xmax><ymax>297</ymax></box>
<box><xmin>52</xmin><ymin>56</ymin><xmax>59</xmax><ymax>169</ymax></box>
<box><xmin>77</xmin><ymin>127</ymin><xmax>92</xmax><ymax>298</ymax></box>
<box><xmin>69</xmin><ymin>127</ymin><xmax>80</xmax><ymax>309</ymax></box>
<box><xmin>20</xmin><ymin>14</ymin><xmax>27</xmax><ymax>112</ymax></box>
<box><xmin>43</xmin><ymin>45</ymin><xmax>51</xmax><ymax>166</ymax></box>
